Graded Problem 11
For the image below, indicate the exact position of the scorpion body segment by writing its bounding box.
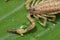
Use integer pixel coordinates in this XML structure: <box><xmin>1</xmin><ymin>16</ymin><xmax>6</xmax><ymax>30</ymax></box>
<box><xmin>29</xmin><ymin>1</ymin><xmax>60</xmax><ymax>15</ymax></box>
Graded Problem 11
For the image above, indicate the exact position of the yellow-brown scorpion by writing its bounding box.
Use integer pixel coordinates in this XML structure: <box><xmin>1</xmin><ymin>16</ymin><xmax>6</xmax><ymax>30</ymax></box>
<box><xmin>7</xmin><ymin>0</ymin><xmax>60</xmax><ymax>36</ymax></box>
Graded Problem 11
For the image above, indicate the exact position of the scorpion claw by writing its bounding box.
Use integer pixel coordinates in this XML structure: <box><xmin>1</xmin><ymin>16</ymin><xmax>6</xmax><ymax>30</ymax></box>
<box><xmin>7</xmin><ymin>28</ymin><xmax>27</xmax><ymax>36</ymax></box>
<box><xmin>7</xmin><ymin>30</ymin><xmax>17</xmax><ymax>34</ymax></box>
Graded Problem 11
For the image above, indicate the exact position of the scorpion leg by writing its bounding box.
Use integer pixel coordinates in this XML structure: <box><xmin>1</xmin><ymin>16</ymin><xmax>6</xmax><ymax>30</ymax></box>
<box><xmin>37</xmin><ymin>15</ymin><xmax>47</xmax><ymax>26</ymax></box>
<box><xmin>41</xmin><ymin>14</ymin><xmax>56</xmax><ymax>22</ymax></box>
<box><xmin>25</xmin><ymin>0</ymin><xmax>33</xmax><ymax>9</ymax></box>
<box><xmin>33</xmin><ymin>15</ymin><xmax>47</xmax><ymax>26</ymax></box>
<box><xmin>33</xmin><ymin>15</ymin><xmax>39</xmax><ymax>21</ymax></box>
<box><xmin>31</xmin><ymin>0</ymin><xmax>35</xmax><ymax>7</ymax></box>
<box><xmin>47</xmin><ymin>15</ymin><xmax>56</xmax><ymax>22</ymax></box>
<box><xmin>35</xmin><ymin>0</ymin><xmax>46</xmax><ymax>6</ymax></box>
<box><xmin>35</xmin><ymin>0</ymin><xmax>40</xmax><ymax>6</ymax></box>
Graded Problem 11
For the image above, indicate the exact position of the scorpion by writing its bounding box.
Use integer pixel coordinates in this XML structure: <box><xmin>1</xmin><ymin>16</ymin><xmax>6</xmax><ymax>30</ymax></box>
<box><xmin>7</xmin><ymin>0</ymin><xmax>60</xmax><ymax>36</ymax></box>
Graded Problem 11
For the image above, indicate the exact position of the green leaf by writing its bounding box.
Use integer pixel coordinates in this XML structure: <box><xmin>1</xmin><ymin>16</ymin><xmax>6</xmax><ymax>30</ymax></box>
<box><xmin>0</xmin><ymin>0</ymin><xmax>60</xmax><ymax>40</ymax></box>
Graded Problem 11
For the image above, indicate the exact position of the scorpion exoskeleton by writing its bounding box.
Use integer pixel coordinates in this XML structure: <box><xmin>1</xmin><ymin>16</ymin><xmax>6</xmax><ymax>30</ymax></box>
<box><xmin>7</xmin><ymin>0</ymin><xmax>60</xmax><ymax>36</ymax></box>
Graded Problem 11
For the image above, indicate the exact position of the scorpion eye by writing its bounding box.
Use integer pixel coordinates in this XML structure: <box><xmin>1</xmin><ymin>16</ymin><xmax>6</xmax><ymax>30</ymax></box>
<box><xmin>29</xmin><ymin>8</ymin><xmax>36</xmax><ymax>13</ymax></box>
<box><xmin>32</xmin><ymin>8</ymin><xmax>36</xmax><ymax>11</ymax></box>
